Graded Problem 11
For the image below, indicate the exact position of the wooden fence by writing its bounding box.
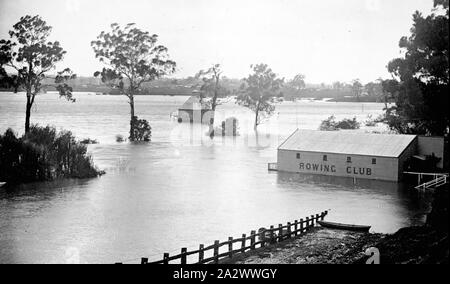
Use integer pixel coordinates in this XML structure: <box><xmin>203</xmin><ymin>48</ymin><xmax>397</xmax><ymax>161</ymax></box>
<box><xmin>120</xmin><ymin>210</ymin><xmax>328</xmax><ymax>264</ymax></box>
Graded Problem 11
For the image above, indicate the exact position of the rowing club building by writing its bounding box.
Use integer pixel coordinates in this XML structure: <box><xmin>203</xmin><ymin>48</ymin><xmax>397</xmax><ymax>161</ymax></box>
<box><xmin>276</xmin><ymin>129</ymin><xmax>445</xmax><ymax>182</ymax></box>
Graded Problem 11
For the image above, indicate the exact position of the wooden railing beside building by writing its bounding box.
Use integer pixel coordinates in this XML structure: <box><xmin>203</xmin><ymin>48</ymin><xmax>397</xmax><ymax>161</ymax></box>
<box><xmin>403</xmin><ymin>172</ymin><xmax>449</xmax><ymax>190</ymax></box>
<box><xmin>117</xmin><ymin>211</ymin><xmax>328</xmax><ymax>264</ymax></box>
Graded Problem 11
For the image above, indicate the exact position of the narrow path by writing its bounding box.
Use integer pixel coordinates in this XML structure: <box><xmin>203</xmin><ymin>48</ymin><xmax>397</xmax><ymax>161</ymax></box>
<box><xmin>221</xmin><ymin>227</ymin><xmax>384</xmax><ymax>264</ymax></box>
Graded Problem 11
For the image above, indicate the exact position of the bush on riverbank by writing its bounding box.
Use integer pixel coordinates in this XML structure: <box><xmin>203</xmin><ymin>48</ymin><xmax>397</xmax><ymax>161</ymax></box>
<box><xmin>319</xmin><ymin>115</ymin><xmax>360</xmax><ymax>131</ymax></box>
<box><xmin>0</xmin><ymin>125</ymin><xmax>103</xmax><ymax>183</ymax></box>
<box><xmin>130</xmin><ymin>116</ymin><xmax>151</xmax><ymax>142</ymax></box>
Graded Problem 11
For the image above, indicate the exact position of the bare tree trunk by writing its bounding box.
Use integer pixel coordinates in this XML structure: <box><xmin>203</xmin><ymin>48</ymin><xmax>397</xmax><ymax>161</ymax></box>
<box><xmin>25</xmin><ymin>96</ymin><xmax>31</xmax><ymax>133</ymax></box>
<box><xmin>254</xmin><ymin>99</ymin><xmax>261</xmax><ymax>131</ymax></box>
<box><xmin>129</xmin><ymin>95</ymin><xmax>135</xmax><ymax>141</ymax></box>
<box><xmin>209</xmin><ymin>76</ymin><xmax>220</xmax><ymax>138</ymax></box>
<box><xmin>25</xmin><ymin>62</ymin><xmax>33</xmax><ymax>133</ymax></box>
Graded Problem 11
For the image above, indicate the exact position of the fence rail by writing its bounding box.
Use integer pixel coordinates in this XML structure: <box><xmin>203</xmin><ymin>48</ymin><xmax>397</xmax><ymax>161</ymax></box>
<box><xmin>415</xmin><ymin>175</ymin><xmax>447</xmax><ymax>190</ymax></box>
<box><xmin>404</xmin><ymin>171</ymin><xmax>449</xmax><ymax>190</ymax></box>
<box><xmin>118</xmin><ymin>210</ymin><xmax>328</xmax><ymax>264</ymax></box>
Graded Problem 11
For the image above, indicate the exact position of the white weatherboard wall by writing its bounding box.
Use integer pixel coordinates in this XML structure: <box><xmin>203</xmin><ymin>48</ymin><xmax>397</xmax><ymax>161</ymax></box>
<box><xmin>277</xmin><ymin>150</ymin><xmax>399</xmax><ymax>181</ymax></box>
<box><xmin>276</xmin><ymin>130</ymin><xmax>418</xmax><ymax>182</ymax></box>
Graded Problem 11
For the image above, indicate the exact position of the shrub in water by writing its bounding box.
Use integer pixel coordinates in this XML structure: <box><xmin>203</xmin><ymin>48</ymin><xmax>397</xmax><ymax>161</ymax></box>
<box><xmin>130</xmin><ymin>116</ymin><xmax>151</xmax><ymax>142</ymax></box>
<box><xmin>319</xmin><ymin>116</ymin><xmax>360</xmax><ymax>131</ymax></box>
<box><xmin>319</xmin><ymin>115</ymin><xmax>338</xmax><ymax>131</ymax></box>
<box><xmin>116</xmin><ymin>134</ymin><xmax>125</xmax><ymax>143</ymax></box>
<box><xmin>0</xmin><ymin>125</ymin><xmax>103</xmax><ymax>183</ymax></box>
<box><xmin>335</xmin><ymin>117</ymin><xmax>360</xmax><ymax>129</ymax></box>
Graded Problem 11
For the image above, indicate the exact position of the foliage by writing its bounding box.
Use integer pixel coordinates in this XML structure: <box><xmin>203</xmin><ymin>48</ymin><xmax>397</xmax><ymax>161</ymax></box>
<box><xmin>0</xmin><ymin>125</ymin><xmax>102</xmax><ymax>183</ymax></box>
<box><xmin>91</xmin><ymin>23</ymin><xmax>176</xmax><ymax>141</ymax></box>
<box><xmin>381</xmin><ymin>1</ymin><xmax>449</xmax><ymax>135</ymax></box>
<box><xmin>351</xmin><ymin>79</ymin><xmax>363</xmax><ymax>101</ymax></box>
<box><xmin>195</xmin><ymin>64</ymin><xmax>230</xmax><ymax>110</ymax></box>
<box><xmin>236</xmin><ymin>64</ymin><xmax>284</xmax><ymax>130</ymax></box>
<box><xmin>115</xmin><ymin>134</ymin><xmax>125</xmax><ymax>143</ymax></box>
<box><xmin>288</xmin><ymin>74</ymin><xmax>306</xmax><ymax>90</ymax></box>
<box><xmin>129</xmin><ymin>116</ymin><xmax>151</xmax><ymax>142</ymax></box>
<box><xmin>319</xmin><ymin>115</ymin><xmax>360</xmax><ymax>131</ymax></box>
<box><xmin>364</xmin><ymin>114</ymin><xmax>377</xmax><ymax>127</ymax></box>
<box><xmin>281</xmin><ymin>74</ymin><xmax>306</xmax><ymax>100</ymax></box>
<box><xmin>0</xmin><ymin>15</ymin><xmax>76</xmax><ymax>132</ymax></box>
<box><xmin>195</xmin><ymin>64</ymin><xmax>231</xmax><ymax>137</ymax></box>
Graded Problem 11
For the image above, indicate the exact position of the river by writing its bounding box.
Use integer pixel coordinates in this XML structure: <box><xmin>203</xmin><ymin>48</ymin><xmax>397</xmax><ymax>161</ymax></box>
<box><xmin>0</xmin><ymin>92</ymin><xmax>431</xmax><ymax>263</ymax></box>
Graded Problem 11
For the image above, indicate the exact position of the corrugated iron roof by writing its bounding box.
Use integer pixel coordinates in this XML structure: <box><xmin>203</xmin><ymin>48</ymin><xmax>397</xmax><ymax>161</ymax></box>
<box><xmin>278</xmin><ymin>129</ymin><xmax>417</xmax><ymax>158</ymax></box>
<box><xmin>179</xmin><ymin>96</ymin><xmax>210</xmax><ymax>110</ymax></box>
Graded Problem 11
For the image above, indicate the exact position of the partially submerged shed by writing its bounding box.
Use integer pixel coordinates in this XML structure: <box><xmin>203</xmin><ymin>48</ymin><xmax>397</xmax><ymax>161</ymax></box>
<box><xmin>178</xmin><ymin>95</ymin><xmax>212</xmax><ymax>124</ymax></box>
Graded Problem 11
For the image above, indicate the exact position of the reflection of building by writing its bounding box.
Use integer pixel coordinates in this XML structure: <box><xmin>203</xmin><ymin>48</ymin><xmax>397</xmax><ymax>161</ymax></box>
<box><xmin>276</xmin><ymin>129</ymin><xmax>444</xmax><ymax>182</ymax></box>
<box><xmin>178</xmin><ymin>95</ymin><xmax>212</xmax><ymax>124</ymax></box>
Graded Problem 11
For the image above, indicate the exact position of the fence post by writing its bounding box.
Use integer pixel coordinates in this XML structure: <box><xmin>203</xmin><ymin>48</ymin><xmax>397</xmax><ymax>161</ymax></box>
<box><xmin>287</xmin><ymin>222</ymin><xmax>292</xmax><ymax>238</ymax></box>
<box><xmin>199</xmin><ymin>244</ymin><xmax>204</xmax><ymax>263</ymax></box>
<box><xmin>213</xmin><ymin>240</ymin><xmax>220</xmax><ymax>264</ymax></box>
<box><xmin>316</xmin><ymin>214</ymin><xmax>320</xmax><ymax>223</ymax></box>
<box><xmin>294</xmin><ymin>220</ymin><xmax>298</xmax><ymax>236</ymax></box>
<box><xmin>181</xmin><ymin>248</ymin><xmax>187</xmax><ymax>264</ymax></box>
<box><xmin>269</xmin><ymin>225</ymin><xmax>275</xmax><ymax>243</ymax></box>
<box><xmin>310</xmin><ymin>215</ymin><xmax>315</xmax><ymax>226</ymax></box>
<box><xmin>305</xmin><ymin>217</ymin><xmax>310</xmax><ymax>230</ymax></box>
<box><xmin>250</xmin><ymin>230</ymin><xmax>256</xmax><ymax>249</ymax></box>
<box><xmin>228</xmin><ymin>237</ymin><xmax>233</xmax><ymax>258</ymax></box>
<box><xmin>260</xmin><ymin>230</ymin><xmax>265</xmax><ymax>248</ymax></box>
<box><xmin>300</xmin><ymin>218</ymin><xmax>304</xmax><ymax>233</ymax></box>
<box><xmin>241</xmin><ymin>234</ymin><xmax>246</xmax><ymax>253</ymax></box>
<box><xmin>163</xmin><ymin>253</ymin><xmax>169</xmax><ymax>264</ymax></box>
<box><xmin>278</xmin><ymin>224</ymin><xmax>283</xmax><ymax>241</ymax></box>
<box><xmin>141</xmin><ymin>257</ymin><xmax>148</xmax><ymax>264</ymax></box>
<box><xmin>321</xmin><ymin>211</ymin><xmax>327</xmax><ymax>220</ymax></box>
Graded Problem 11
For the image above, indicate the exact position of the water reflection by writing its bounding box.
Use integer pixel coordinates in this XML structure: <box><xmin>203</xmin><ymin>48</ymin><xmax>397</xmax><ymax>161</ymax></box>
<box><xmin>276</xmin><ymin>172</ymin><xmax>432</xmax><ymax>231</ymax></box>
<box><xmin>0</xmin><ymin>93</ymin><xmax>431</xmax><ymax>263</ymax></box>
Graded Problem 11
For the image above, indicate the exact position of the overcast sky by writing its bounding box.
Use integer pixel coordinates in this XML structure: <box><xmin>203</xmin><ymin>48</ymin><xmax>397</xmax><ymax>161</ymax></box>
<box><xmin>0</xmin><ymin>0</ymin><xmax>433</xmax><ymax>84</ymax></box>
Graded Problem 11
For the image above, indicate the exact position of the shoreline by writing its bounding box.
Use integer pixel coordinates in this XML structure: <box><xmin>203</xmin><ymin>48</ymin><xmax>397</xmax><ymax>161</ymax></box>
<box><xmin>223</xmin><ymin>185</ymin><xmax>449</xmax><ymax>264</ymax></box>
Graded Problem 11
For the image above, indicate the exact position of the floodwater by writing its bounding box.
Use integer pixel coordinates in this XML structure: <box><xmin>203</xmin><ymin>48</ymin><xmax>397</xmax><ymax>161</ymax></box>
<box><xmin>0</xmin><ymin>92</ymin><xmax>431</xmax><ymax>263</ymax></box>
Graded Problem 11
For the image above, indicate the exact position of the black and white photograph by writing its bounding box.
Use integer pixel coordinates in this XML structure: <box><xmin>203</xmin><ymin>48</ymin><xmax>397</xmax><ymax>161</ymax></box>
<box><xmin>0</xmin><ymin>0</ymin><xmax>448</xmax><ymax>269</ymax></box>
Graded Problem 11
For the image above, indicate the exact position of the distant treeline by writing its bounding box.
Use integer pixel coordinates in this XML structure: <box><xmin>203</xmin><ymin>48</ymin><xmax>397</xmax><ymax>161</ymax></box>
<box><xmin>0</xmin><ymin>75</ymin><xmax>244</xmax><ymax>96</ymax></box>
<box><xmin>0</xmin><ymin>74</ymin><xmax>386</xmax><ymax>102</ymax></box>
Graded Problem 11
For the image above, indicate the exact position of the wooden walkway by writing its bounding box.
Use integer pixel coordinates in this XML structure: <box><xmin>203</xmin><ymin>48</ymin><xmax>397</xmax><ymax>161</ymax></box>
<box><xmin>403</xmin><ymin>172</ymin><xmax>449</xmax><ymax>190</ymax></box>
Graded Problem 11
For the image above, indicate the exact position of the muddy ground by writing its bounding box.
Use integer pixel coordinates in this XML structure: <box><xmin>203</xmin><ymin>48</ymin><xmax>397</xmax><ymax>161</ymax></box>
<box><xmin>221</xmin><ymin>227</ymin><xmax>384</xmax><ymax>264</ymax></box>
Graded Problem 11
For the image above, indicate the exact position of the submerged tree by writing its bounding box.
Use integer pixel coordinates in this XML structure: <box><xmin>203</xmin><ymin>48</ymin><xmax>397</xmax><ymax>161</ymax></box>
<box><xmin>0</xmin><ymin>15</ymin><xmax>76</xmax><ymax>133</ymax></box>
<box><xmin>195</xmin><ymin>64</ymin><xmax>230</xmax><ymax>136</ymax></box>
<box><xmin>351</xmin><ymin>79</ymin><xmax>363</xmax><ymax>101</ymax></box>
<box><xmin>289</xmin><ymin>74</ymin><xmax>306</xmax><ymax>90</ymax></box>
<box><xmin>381</xmin><ymin>0</ymin><xmax>449</xmax><ymax>135</ymax></box>
<box><xmin>282</xmin><ymin>73</ymin><xmax>306</xmax><ymax>100</ymax></box>
<box><xmin>236</xmin><ymin>64</ymin><xmax>284</xmax><ymax>130</ymax></box>
<box><xmin>91</xmin><ymin>23</ymin><xmax>176</xmax><ymax>141</ymax></box>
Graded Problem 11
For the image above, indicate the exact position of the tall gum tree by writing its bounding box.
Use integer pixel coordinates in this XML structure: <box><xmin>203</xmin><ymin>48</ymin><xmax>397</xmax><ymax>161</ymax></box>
<box><xmin>382</xmin><ymin>0</ymin><xmax>449</xmax><ymax>135</ymax></box>
<box><xmin>91</xmin><ymin>23</ymin><xmax>176</xmax><ymax>141</ymax></box>
<box><xmin>195</xmin><ymin>64</ymin><xmax>230</xmax><ymax>136</ymax></box>
<box><xmin>0</xmin><ymin>15</ymin><xmax>76</xmax><ymax>133</ymax></box>
<box><xmin>236</xmin><ymin>64</ymin><xmax>284</xmax><ymax>131</ymax></box>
